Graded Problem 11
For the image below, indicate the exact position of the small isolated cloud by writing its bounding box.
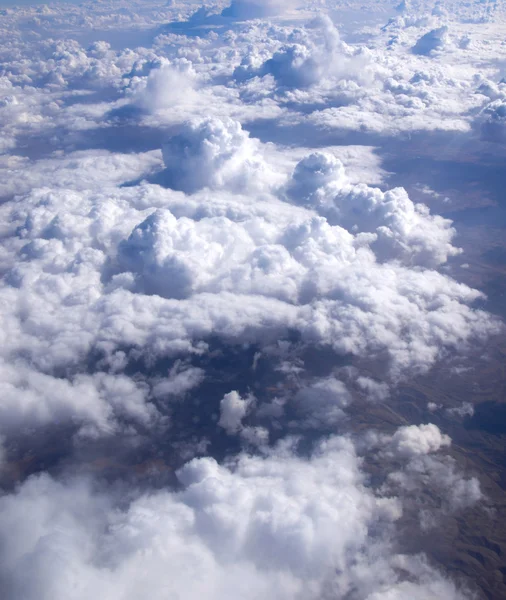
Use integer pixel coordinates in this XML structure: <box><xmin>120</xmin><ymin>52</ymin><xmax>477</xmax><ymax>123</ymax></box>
<box><xmin>446</xmin><ymin>402</ymin><xmax>475</xmax><ymax>418</ymax></box>
<box><xmin>388</xmin><ymin>424</ymin><xmax>451</xmax><ymax>459</ymax></box>
<box><xmin>152</xmin><ymin>361</ymin><xmax>205</xmax><ymax>399</ymax></box>
<box><xmin>218</xmin><ymin>390</ymin><xmax>252</xmax><ymax>434</ymax></box>
<box><xmin>387</xmin><ymin>452</ymin><xmax>483</xmax><ymax>520</ymax></box>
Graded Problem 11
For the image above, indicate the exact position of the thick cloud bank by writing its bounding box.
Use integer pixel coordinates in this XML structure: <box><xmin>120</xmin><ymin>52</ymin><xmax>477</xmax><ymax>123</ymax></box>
<box><xmin>0</xmin><ymin>1</ymin><xmax>503</xmax><ymax>598</ymax></box>
<box><xmin>0</xmin><ymin>437</ymin><xmax>471</xmax><ymax>600</ymax></box>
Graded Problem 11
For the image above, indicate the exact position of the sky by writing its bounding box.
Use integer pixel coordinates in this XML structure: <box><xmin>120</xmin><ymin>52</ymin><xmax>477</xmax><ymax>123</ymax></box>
<box><xmin>0</xmin><ymin>0</ymin><xmax>81</xmax><ymax>5</ymax></box>
<box><xmin>0</xmin><ymin>0</ymin><xmax>506</xmax><ymax>599</ymax></box>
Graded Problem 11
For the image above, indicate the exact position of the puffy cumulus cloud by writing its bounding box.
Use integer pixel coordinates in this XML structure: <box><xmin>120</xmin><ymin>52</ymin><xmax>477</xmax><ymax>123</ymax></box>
<box><xmin>286</xmin><ymin>151</ymin><xmax>347</xmax><ymax>200</ymax></box>
<box><xmin>0</xmin><ymin>359</ymin><xmax>157</xmax><ymax>438</ymax></box>
<box><xmin>0</xmin><ymin>437</ymin><xmax>472</xmax><ymax>600</ymax></box>
<box><xmin>412</xmin><ymin>26</ymin><xmax>450</xmax><ymax>55</ymax></box>
<box><xmin>0</xmin><ymin>150</ymin><xmax>162</xmax><ymax>201</ymax></box>
<box><xmin>161</xmin><ymin>117</ymin><xmax>279</xmax><ymax>193</ymax></box>
<box><xmin>0</xmin><ymin>112</ymin><xmax>497</xmax><ymax>457</ymax></box>
<box><xmin>107</xmin><ymin>198</ymin><xmax>497</xmax><ymax>376</ymax></box>
<box><xmin>0</xmin><ymin>4</ymin><xmax>502</xmax><ymax>597</ymax></box>
<box><xmin>387</xmin><ymin>423</ymin><xmax>451</xmax><ymax>458</ymax></box>
<box><xmin>218</xmin><ymin>390</ymin><xmax>252</xmax><ymax>434</ymax></box>
<box><xmin>115</xmin><ymin>208</ymin><xmax>262</xmax><ymax>300</ymax></box>
<box><xmin>476</xmin><ymin>78</ymin><xmax>506</xmax><ymax>102</ymax></box>
<box><xmin>130</xmin><ymin>59</ymin><xmax>199</xmax><ymax>114</ymax></box>
<box><xmin>233</xmin><ymin>16</ymin><xmax>369</xmax><ymax>90</ymax></box>
<box><xmin>479</xmin><ymin>99</ymin><xmax>506</xmax><ymax>142</ymax></box>
<box><xmin>254</xmin><ymin>12</ymin><xmax>504</xmax><ymax>137</ymax></box>
<box><xmin>286</xmin><ymin>151</ymin><xmax>460</xmax><ymax>267</ymax></box>
<box><xmin>0</xmin><ymin>152</ymin><xmax>493</xmax><ymax>401</ymax></box>
<box><xmin>105</xmin><ymin>266</ymin><xmax>494</xmax><ymax>381</ymax></box>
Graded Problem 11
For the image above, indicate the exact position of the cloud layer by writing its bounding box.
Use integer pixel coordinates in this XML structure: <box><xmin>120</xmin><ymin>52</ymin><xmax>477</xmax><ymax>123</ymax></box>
<box><xmin>0</xmin><ymin>1</ymin><xmax>503</xmax><ymax>598</ymax></box>
<box><xmin>0</xmin><ymin>436</ymin><xmax>473</xmax><ymax>600</ymax></box>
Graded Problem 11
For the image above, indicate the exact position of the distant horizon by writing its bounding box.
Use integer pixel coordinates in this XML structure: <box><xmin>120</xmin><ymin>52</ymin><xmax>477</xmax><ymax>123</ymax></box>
<box><xmin>0</xmin><ymin>0</ymin><xmax>85</xmax><ymax>6</ymax></box>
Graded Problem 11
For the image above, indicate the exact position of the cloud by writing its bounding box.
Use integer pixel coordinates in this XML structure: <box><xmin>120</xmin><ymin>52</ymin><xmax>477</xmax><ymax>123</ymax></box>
<box><xmin>412</xmin><ymin>26</ymin><xmax>450</xmax><ymax>55</ymax></box>
<box><xmin>132</xmin><ymin>61</ymin><xmax>199</xmax><ymax>114</ymax></box>
<box><xmin>361</xmin><ymin>424</ymin><xmax>484</xmax><ymax>530</ymax></box>
<box><xmin>0</xmin><ymin>359</ymin><xmax>157</xmax><ymax>437</ymax></box>
<box><xmin>387</xmin><ymin>423</ymin><xmax>451</xmax><ymax>458</ymax></box>
<box><xmin>356</xmin><ymin>376</ymin><xmax>390</xmax><ymax>402</ymax></box>
<box><xmin>0</xmin><ymin>139</ymin><xmax>493</xmax><ymax>406</ymax></box>
<box><xmin>0</xmin><ymin>151</ymin><xmax>162</xmax><ymax>201</ymax></box>
<box><xmin>387</xmin><ymin>452</ymin><xmax>483</xmax><ymax>520</ymax></box>
<box><xmin>286</xmin><ymin>151</ymin><xmax>461</xmax><ymax>267</ymax></box>
<box><xmin>291</xmin><ymin>378</ymin><xmax>350</xmax><ymax>428</ymax></box>
<box><xmin>151</xmin><ymin>361</ymin><xmax>205</xmax><ymax>400</ymax></box>
<box><xmin>0</xmin><ymin>437</ymin><xmax>472</xmax><ymax>600</ymax></box>
<box><xmin>218</xmin><ymin>390</ymin><xmax>252</xmax><ymax>434</ymax></box>
<box><xmin>161</xmin><ymin>117</ymin><xmax>278</xmax><ymax>193</ymax></box>
<box><xmin>479</xmin><ymin>99</ymin><xmax>506</xmax><ymax>142</ymax></box>
<box><xmin>0</xmin><ymin>4</ymin><xmax>502</xmax><ymax>598</ymax></box>
<box><xmin>0</xmin><ymin>103</ymin><xmax>497</xmax><ymax>459</ymax></box>
<box><xmin>445</xmin><ymin>402</ymin><xmax>474</xmax><ymax>418</ymax></box>
<box><xmin>233</xmin><ymin>16</ymin><xmax>366</xmax><ymax>90</ymax></box>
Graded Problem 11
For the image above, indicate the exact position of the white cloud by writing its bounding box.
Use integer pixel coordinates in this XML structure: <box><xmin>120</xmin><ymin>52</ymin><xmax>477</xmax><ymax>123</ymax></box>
<box><xmin>132</xmin><ymin>60</ymin><xmax>199</xmax><ymax>113</ymax></box>
<box><xmin>387</xmin><ymin>452</ymin><xmax>483</xmax><ymax>517</ymax></box>
<box><xmin>161</xmin><ymin>117</ymin><xmax>279</xmax><ymax>193</ymax></box>
<box><xmin>218</xmin><ymin>390</ymin><xmax>252</xmax><ymax>434</ymax></box>
<box><xmin>479</xmin><ymin>99</ymin><xmax>506</xmax><ymax>142</ymax></box>
<box><xmin>388</xmin><ymin>423</ymin><xmax>451</xmax><ymax>458</ymax></box>
<box><xmin>152</xmin><ymin>361</ymin><xmax>205</xmax><ymax>400</ymax></box>
<box><xmin>371</xmin><ymin>424</ymin><xmax>484</xmax><ymax>530</ymax></box>
<box><xmin>286</xmin><ymin>151</ymin><xmax>461</xmax><ymax>267</ymax></box>
<box><xmin>0</xmin><ymin>359</ymin><xmax>157</xmax><ymax>437</ymax></box>
<box><xmin>0</xmin><ymin>437</ymin><xmax>471</xmax><ymax>600</ymax></box>
<box><xmin>0</xmin><ymin>3</ymin><xmax>502</xmax><ymax>597</ymax></box>
<box><xmin>233</xmin><ymin>16</ymin><xmax>369</xmax><ymax>90</ymax></box>
<box><xmin>412</xmin><ymin>26</ymin><xmax>450</xmax><ymax>55</ymax></box>
<box><xmin>356</xmin><ymin>376</ymin><xmax>390</xmax><ymax>402</ymax></box>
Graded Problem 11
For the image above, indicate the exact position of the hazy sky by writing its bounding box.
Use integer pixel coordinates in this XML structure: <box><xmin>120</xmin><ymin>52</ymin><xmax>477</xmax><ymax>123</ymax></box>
<box><xmin>0</xmin><ymin>0</ymin><xmax>83</xmax><ymax>5</ymax></box>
